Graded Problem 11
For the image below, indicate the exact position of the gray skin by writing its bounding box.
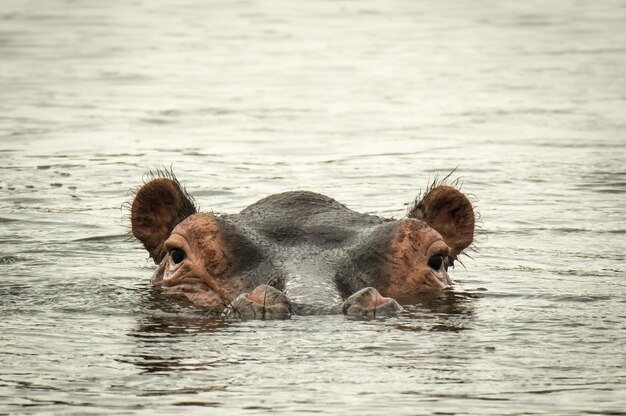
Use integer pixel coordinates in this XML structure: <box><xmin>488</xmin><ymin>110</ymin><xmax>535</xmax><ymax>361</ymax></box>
<box><xmin>221</xmin><ymin>191</ymin><xmax>402</xmax><ymax>318</ymax></box>
<box><xmin>130</xmin><ymin>174</ymin><xmax>475</xmax><ymax>319</ymax></box>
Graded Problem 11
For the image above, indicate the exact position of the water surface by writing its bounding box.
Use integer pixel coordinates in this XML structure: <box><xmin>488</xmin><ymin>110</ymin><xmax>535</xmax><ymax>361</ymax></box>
<box><xmin>1</xmin><ymin>0</ymin><xmax>625</xmax><ymax>414</ymax></box>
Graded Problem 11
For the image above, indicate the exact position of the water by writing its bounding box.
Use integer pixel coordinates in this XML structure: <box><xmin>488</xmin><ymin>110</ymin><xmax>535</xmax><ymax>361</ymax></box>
<box><xmin>1</xmin><ymin>0</ymin><xmax>625</xmax><ymax>414</ymax></box>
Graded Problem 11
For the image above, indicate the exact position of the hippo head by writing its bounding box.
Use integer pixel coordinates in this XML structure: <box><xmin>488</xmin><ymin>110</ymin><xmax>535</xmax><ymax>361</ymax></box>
<box><xmin>130</xmin><ymin>173</ymin><xmax>475</xmax><ymax>318</ymax></box>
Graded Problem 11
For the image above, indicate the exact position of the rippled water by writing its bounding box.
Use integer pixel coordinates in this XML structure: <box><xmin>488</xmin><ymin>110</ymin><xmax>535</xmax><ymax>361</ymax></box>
<box><xmin>1</xmin><ymin>0</ymin><xmax>625</xmax><ymax>414</ymax></box>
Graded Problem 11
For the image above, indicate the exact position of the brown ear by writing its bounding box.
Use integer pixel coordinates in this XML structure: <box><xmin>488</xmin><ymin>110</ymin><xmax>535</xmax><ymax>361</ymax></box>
<box><xmin>409</xmin><ymin>185</ymin><xmax>475</xmax><ymax>262</ymax></box>
<box><xmin>131</xmin><ymin>178</ymin><xmax>197</xmax><ymax>263</ymax></box>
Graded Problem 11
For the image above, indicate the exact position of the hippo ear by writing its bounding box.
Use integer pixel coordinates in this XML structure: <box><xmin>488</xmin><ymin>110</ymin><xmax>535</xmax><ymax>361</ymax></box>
<box><xmin>408</xmin><ymin>185</ymin><xmax>475</xmax><ymax>262</ymax></box>
<box><xmin>131</xmin><ymin>178</ymin><xmax>197</xmax><ymax>263</ymax></box>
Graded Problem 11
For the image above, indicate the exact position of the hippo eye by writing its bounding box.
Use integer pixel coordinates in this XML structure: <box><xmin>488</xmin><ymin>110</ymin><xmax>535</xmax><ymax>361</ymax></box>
<box><xmin>428</xmin><ymin>254</ymin><xmax>444</xmax><ymax>271</ymax></box>
<box><xmin>170</xmin><ymin>248</ymin><xmax>186</xmax><ymax>264</ymax></box>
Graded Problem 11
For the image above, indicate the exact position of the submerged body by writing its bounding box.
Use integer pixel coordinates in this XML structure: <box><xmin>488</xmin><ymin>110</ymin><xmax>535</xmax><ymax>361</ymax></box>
<box><xmin>131</xmin><ymin>173</ymin><xmax>475</xmax><ymax>318</ymax></box>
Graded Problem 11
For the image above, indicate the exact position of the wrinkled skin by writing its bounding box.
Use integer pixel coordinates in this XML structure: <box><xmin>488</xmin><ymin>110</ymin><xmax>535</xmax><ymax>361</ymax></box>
<box><xmin>131</xmin><ymin>173</ymin><xmax>475</xmax><ymax>319</ymax></box>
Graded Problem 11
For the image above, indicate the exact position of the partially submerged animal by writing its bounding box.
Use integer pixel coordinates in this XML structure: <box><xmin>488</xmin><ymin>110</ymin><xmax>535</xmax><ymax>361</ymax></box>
<box><xmin>130</xmin><ymin>172</ymin><xmax>475</xmax><ymax>318</ymax></box>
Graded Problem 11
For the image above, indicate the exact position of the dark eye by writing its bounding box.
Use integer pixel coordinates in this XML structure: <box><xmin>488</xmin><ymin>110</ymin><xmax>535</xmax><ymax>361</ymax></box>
<box><xmin>170</xmin><ymin>248</ymin><xmax>186</xmax><ymax>264</ymax></box>
<box><xmin>428</xmin><ymin>254</ymin><xmax>444</xmax><ymax>271</ymax></box>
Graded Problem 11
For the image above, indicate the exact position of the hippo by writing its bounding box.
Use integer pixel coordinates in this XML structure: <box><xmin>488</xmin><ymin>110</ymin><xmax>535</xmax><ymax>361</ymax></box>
<box><xmin>130</xmin><ymin>172</ymin><xmax>475</xmax><ymax>318</ymax></box>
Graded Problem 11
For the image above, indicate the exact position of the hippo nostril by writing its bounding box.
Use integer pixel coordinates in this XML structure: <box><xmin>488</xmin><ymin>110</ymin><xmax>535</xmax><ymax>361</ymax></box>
<box><xmin>228</xmin><ymin>285</ymin><xmax>292</xmax><ymax>319</ymax></box>
<box><xmin>342</xmin><ymin>287</ymin><xmax>403</xmax><ymax>316</ymax></box>
<box><xmin>246</xmin><ymin>292</ymin><xmax>264</xmax><ymax>305</ymax></box>
<box><xmin>246</xmin><ymin>284</ymin><xmax>290</xmax><ymax>306</ymax></box>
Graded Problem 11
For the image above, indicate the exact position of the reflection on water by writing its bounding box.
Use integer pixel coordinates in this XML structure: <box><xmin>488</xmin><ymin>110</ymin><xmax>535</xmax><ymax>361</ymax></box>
<box><xmin>125</xmin><ymin>316</ymin><xmax>230</xmax><ymax>375</ymax></box>
<box><xmin>395</xmin><ymin>290</ymin><xmax>479</xmax><ymax>332</ymax></box>
<box><xmin>409</xmin><ymin>289</ymin><xmax>481</xmax><ymax>315</ymax></box>
<box><xmin>1</xmin><ymin>0</ymin><xmax>625</xmax><ymax>414</ymax></box>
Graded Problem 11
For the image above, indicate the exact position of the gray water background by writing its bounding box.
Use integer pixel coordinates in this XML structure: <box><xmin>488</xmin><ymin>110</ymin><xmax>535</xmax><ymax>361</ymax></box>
<box><xmin>1</xmin><ymin>0</ymin><xmax>625</xmax><ymax>414</ymax></box>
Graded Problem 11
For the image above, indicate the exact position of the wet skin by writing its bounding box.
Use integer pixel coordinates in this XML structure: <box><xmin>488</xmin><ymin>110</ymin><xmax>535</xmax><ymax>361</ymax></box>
<box><xmin>131</xmin><ymin>174</ymin><xmax>475</xmax><ymax>318</ymax></box>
